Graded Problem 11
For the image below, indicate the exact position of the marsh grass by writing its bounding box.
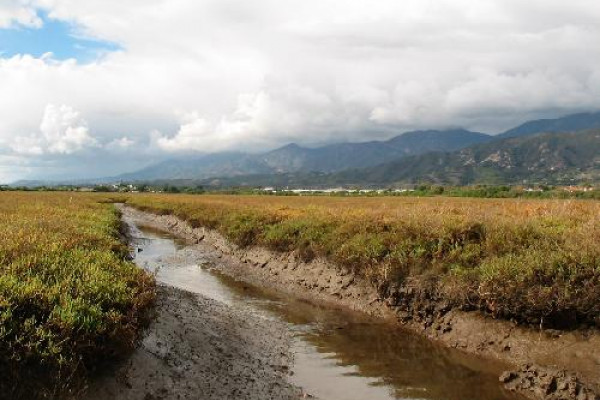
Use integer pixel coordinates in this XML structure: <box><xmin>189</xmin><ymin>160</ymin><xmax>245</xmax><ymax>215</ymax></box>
<box><xmin>126</xmin><ymin>194</ymin><xmax>600</xmax><ymax>329</ymax></box>
<box><xmin>0</xmin><ymin>193</ymin><xmax>155</xmax><ymax>399</ymax></box>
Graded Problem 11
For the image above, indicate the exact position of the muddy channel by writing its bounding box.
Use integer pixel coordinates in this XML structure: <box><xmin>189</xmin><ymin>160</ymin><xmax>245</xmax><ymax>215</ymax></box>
<box><xmin>84</xmin><ymin>210</ymin><xmax>527</xmax><ymax>400</ymax></box>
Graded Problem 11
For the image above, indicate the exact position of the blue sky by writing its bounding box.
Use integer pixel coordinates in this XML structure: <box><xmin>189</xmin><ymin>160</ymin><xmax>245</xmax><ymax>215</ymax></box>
<box><xmin>0</xmin><ymin>11</ymin><xmax>119</xmax><ymax>62</ymax></box>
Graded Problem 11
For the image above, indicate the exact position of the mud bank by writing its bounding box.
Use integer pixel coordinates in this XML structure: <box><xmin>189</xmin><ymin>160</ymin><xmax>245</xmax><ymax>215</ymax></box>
<box><xmin>84</xmin><ymin>285</ymin><xmax>302</xmax><ymax>400</ymax></box>
<box><xmin>118</xmin><ymin>205</ymin><xmax>600</xmax><ymax>400</ymax></box>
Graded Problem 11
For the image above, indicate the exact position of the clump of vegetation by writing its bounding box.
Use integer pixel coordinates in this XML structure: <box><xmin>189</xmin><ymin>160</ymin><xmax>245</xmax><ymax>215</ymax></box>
<box><xmin>0</xmin><ymin>193</ymin><xmax>155</xmax><ymax>399</ymax></box>
<box><xmin>126</xmin><ymin>194</ymin><xmax>600</xmax><ymax>329</ymax></box>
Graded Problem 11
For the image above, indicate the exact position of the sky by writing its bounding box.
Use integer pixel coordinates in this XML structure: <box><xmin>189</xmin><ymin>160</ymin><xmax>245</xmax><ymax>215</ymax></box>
<box><xmin>1</xmin><ymin>0</ymin><xmax>600</xmax><ymax>183</ymax></box>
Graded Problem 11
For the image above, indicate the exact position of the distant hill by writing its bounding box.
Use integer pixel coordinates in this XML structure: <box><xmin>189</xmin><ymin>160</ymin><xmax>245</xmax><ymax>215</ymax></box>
<box><xmin>186</xmin><ymin>129</ymin><xmax>600</xmax><ymax>188</ymax></box>
<box><xmin>116</xmin><ymin>152</ymin><xmax>273</xmax><ymax>181</ymax></box>
<box><xmin>341</xmin><ymin>129</ymin><xmax>600</xmax><ymax>185</ymax></box>
<box><xmin>260</xmin><ymin>129</ymin><xmax>491</xmax><ymax>172</ymax></box>
<box><xmin>498</xmin><ymin>111</ymin><xmax>600</xmax><ymax>139</ymax></box>
<box><xmin>8</xmin><ymin>180</ymin><xmax>50</xmax><ymax>188</ymax></box>
<box><xmin>117</xmin><ymin>111</ymin><xmax>600</xmax><ymax>183</ymax></box>
<box><xmin>14</xmin><ymin>110</ymin><xmax>600</xmax><ymax>187</ymax></box>
<box><xmin>117</xmin><ymin>129</ymin><xmax>490</xmax><ymax>180</ymax></box>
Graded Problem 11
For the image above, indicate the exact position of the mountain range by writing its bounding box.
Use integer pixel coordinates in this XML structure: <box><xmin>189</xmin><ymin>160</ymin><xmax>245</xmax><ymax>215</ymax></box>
<box><xmin>497</xmin><ymin>111</ymin><xmax>600</xmax><ymax>139</ymax></box>
<box><xmin>116</xmin><ymin>111</ymin><xmax>600</xmax><ymax>185</ymax></box>
<box><xmin>11</xmin><ymin>110</ymin><xmax>600</xmax><ymax>187</ymax></box>
<box><xmin>153</xmin><ymin>128</ymin><xmax>600</xmax><ymax>188</ymax></box>
<box><xmin>334</xmin><ymin>129</ymin><xmax>600</xmax><ymax>185</ymax></box>
<box><xmin>116</xmin><ymin>129</ymin><xmax>491</xmax><ymax>181</ymax></box>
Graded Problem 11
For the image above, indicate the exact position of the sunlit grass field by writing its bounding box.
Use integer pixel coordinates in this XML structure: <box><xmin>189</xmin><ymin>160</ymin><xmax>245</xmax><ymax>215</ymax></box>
<box><xmin>0</xmin><ymin>192</ymin><xmax>155</xmax><ymax>398</ymax></box>
<box><xmin>127</xmin><ymin>194</ymin><xmax>600</xmax><ymax>329</ymax></box>
<box><xmin>2</xmin><ymin>191</ymin><xmax>598</xmax><ymax>397</ymax></box>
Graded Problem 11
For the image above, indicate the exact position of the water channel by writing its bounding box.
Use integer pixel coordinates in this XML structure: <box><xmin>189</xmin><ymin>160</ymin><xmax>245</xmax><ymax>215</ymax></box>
<box><xmin>131</xmin><ymin>223</ymin><xmax>521</xmax><ymax>400</ymax></box>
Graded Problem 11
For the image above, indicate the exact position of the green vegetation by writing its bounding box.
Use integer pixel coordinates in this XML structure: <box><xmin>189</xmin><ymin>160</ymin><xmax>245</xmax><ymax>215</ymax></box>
<box><xmin>0</xmin><ymin>193</ymin><xmax>155</xmax><ymax>399</ymax></box>
<box><xmin>126</xmin><ymin>194</ymin><xmax>600</xmax><ymax>329</ymax></box>
<box><xmin>336</xmin><ymin>129</ymin><xmax>600</xmax><ymax>185</ymax></box>
<box><xmin>5</xmin><ymin>182</ymin><xmax>600</xmax><ymax>200</ymax></box>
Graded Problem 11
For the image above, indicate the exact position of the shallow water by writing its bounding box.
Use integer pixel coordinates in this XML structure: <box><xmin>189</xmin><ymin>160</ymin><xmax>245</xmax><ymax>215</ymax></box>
<box><xmin>132</xmin><ymin>224</ymin><xmax>521</xmax><ymax>400</ymax></box>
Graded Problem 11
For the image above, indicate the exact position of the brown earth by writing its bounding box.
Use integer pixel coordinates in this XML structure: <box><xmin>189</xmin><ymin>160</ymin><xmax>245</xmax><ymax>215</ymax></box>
<box><xmin>117</xmin><ymin>205</ymin><xmax>600</xmax><ymax>400</ymax></box>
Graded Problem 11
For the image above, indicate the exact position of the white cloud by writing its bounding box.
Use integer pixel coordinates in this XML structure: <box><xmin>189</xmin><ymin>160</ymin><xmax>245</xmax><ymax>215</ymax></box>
<box><xmin>106</xmin><ymin>136</ymin><xmax>135</xmax><ymax>151</ymax></box>
<box><xmin>156</xmin><ymin>114</ymin><xmax>211</xmax><ymax>152</ymax></box>
<box><xmin>41</xmin><ymin>104</ymin><xmax>97</xmax><ymax>153</ymax></box>
<box><xmin>10</xmin><ymin>135</ymin><xmax>44</xmax><ymax>156</ymax></box>
<box><xmin>0</xmin><ymin>0</ymin><xmax>42</xmax><ymax>29</ymax></box>
<box><xmin>1</xmin><ymin>0</ymin><xmax>600</xmax><ymax>180</ymax></box>
<box><xmin>10</xmin><ymin>104</ymin><xmax>97</xmax><ymax>155</ymax></box>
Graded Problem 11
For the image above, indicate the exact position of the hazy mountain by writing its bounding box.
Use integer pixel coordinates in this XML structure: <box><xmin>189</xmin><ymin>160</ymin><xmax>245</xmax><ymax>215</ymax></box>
<box><xmin>191</xmin><ymin>129</ymin><xmax>600</xmax><ymax>188</ymax></box>
<box><xmin>15</xmin><ymin>111</ymin><xmax>600</xmax><ymax>187</ymax></box>
<box><xmin>116</xmin><ymin>152</ymin><xmax>273</xmax><ymax>181</ymax></box>
<box><xmin>118</xmin><ymin>129</ymin><xmax>490</xmax><ymax>180</ymax></box>
<box><xmin>385</xmin><ymin>129</ymin><xmax>491</xmax><ymax>151</ymax></box>
<box><xmin>341</xmin><ymin>129</ymin><xmax>600</xmax><ymax>185</ymax></box>
<box><xmin>8</xmin><ymin>180</ymin><xmax>52</xmax><ymax>188</ymax></box>
<box><xmin>498</xmin><ymin>111</ymin><xmax>600</xmax><ymax>139</ymax></box>
<box><xmin>261</xmin><ymin>129</ymin><xmax>490</xmax><ymax>173</ymax></box>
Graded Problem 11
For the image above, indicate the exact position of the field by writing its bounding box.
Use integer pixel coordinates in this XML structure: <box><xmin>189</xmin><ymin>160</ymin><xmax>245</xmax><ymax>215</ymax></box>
<box><xmin>2</xmin><ymin>191</ymin><xmax>599</xmax><ymax>397</ymax></box>
<box><xmin>0</xmin><ymin>192</ymin><xmax>155</xmax><ymax>398</ymax></box>
<box><xmin>126</xmin><ymin>194</ymin><xmax>600</xmax><ymax>329</ymax></box>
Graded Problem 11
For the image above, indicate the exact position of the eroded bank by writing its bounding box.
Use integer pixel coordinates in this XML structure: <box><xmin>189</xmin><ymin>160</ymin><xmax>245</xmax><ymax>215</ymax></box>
<box><xmin>117</xmin><ymin>204</ymin><xmax>600</xmax><ymax>400</ymax></box>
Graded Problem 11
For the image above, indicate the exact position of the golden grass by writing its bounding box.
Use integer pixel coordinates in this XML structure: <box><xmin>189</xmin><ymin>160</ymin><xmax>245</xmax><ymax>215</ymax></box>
<box><xmin>126</xmin><ymin>194</ymin><xmax>600</xmax><ymax>329</ymax></box>
<box><xmin>0</xmin><ymin>192</ymin><xmax>155</xmax><ymax>399</ymax></box>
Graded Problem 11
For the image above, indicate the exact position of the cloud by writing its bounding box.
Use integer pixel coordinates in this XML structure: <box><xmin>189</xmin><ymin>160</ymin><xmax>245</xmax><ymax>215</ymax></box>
<box><xmin>155</xmin><ymin>114</ymin><xmax>211</xmax><ymax>153</ymax></box>
<box><xmin>0</xmin><ymin>1</ymin><xmax>42</xmax><ymax>29</ymax></box>
<box><xmin>156</xmin><ymin>89</ymin><xmax>345</xmax><ymax>153</ymax></box>
<box><xmin>1</xmin><ymin>0</ymin><xmax>600</xmax><ymax>180</ymax></box>
<box><xmin>10</xmin><ymin>135</ymin><xmax>44</xmax><ymax>156</ymax></box>
<box><xmin>106</xmin><ymin>136</ymin><xmax>135</xmax><ymax>151</ymax></box>
<box><xmin>11</xmin><ymin>104</ymin><xmax>97</xmax><ymax>155</ymax></box>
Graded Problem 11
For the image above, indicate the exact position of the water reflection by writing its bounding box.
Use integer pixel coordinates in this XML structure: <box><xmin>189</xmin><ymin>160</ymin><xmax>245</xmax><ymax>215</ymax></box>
<box><xmin>131</xmin><ymin>224</ymin><xmax>521</xmax><ymax>400</ymax></box>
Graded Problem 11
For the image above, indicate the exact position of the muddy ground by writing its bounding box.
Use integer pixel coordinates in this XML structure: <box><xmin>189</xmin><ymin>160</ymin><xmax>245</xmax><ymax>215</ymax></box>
<box><xmin>84</xmin><ymin>285</ymin><xmax>303</xmax><ymax>400</ymax></box>
<box><xmin>116</xmin><ymin>204</ymin><xmax>600</xmax><ymax>400</ymax></box>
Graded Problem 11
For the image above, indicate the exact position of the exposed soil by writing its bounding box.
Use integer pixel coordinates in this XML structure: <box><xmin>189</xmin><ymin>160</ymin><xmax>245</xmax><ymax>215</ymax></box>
<box><xmin>116</xmin><ymin>205</ymin><xmax>600</xmax><ymax>400</ymax></box>
<box><xmin>500</xmin><ymin>365</ymin><xmax>598</xmax><ymax>400</ymax></box>
<box><xmin>84</xmin><ymin>285</ymin><xmax>302</xmax><ymax>400</ymax></box>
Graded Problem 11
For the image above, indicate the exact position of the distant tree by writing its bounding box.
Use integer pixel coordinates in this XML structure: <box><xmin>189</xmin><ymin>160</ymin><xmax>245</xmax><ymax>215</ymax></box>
<box><xmin>163</xmin><ymin>185</ymin><xmax>181</xmax><ymax>193</ymax></box>
<box><xmin>93</xmin><ymin>185</ymin><xmax>113</xmax><ymax>192</ymax></box>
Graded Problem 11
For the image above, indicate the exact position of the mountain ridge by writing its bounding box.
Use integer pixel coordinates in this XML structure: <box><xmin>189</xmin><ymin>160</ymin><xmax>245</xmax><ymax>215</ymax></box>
<box><xmin>117</xmin><ymin>129</ymin><xmax>491</xmax><ymax>180</ymax></box>
<box><xmin>117</xmin><ymin>111</ymin><xmax>600</xmax><ymax>182</ymax></box>
<box><xmin>158</xmin><ymin>129</ymin><xmax>600</xmax><ymax>188</ymax></box>
<box><xmin>330</xmin><ymin>129</ymin><xmax>600</xmax><ymax>185</ymax></box>
<box><xmin>498</xmin><ymin>111</ymin><xmax>600</xmax><ymax>139</ymax></box>
<box><xmin>11</xmin><ymin>110</ymin><xmax>600</xmax><ymax>186</ymax></box>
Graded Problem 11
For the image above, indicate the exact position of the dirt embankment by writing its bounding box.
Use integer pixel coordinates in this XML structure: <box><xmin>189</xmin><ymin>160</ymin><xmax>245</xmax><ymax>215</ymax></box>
<box><xmin>118</xmin><ymin>205</ymin><xmax>600</xmax><ymax>400</ymax></box>
<box><xmin>84</xmin><ymin>285</ymin><xmax>302</xmax><ymax>400</ymax></box>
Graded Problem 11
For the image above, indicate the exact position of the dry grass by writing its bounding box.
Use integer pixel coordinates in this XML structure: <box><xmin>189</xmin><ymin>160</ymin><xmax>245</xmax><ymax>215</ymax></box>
<box><xmin>126</xmin><ymin>194</ymin><xmax>600</xmax><ymax>328</ymax></box>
